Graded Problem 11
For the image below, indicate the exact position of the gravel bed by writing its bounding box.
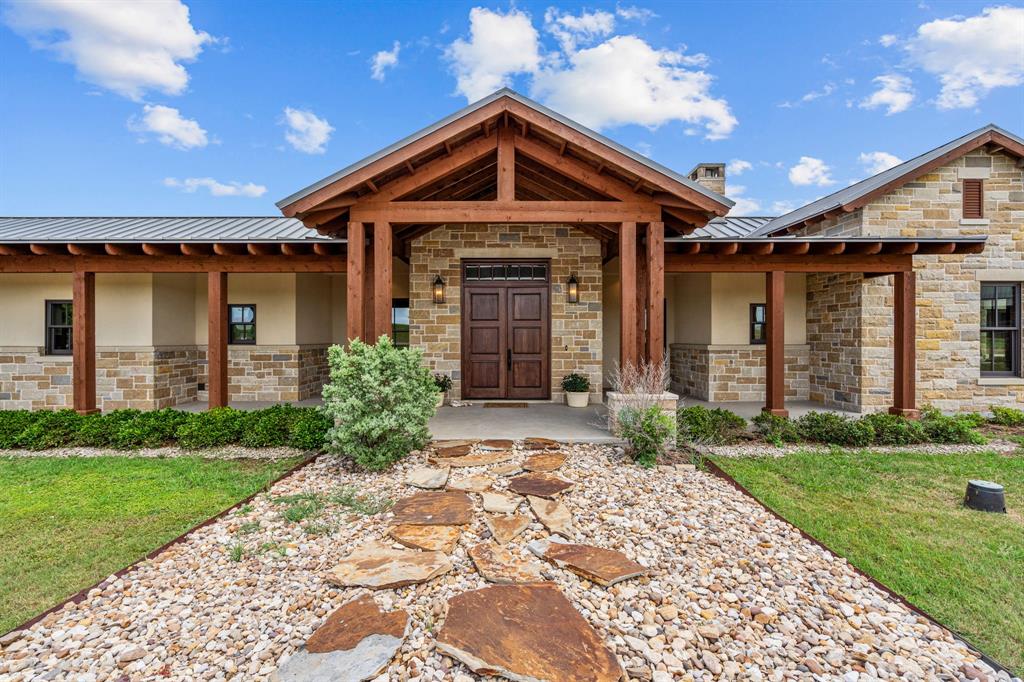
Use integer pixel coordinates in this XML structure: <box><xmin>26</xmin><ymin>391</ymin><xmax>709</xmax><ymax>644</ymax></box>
<box><xmin>0</xmin><ymin>443</ymin><xmax>1016</xmax><ymax>681</ymax></box>
<box><xmin>701</xmin><ymin>440</ymin><xmax>1021</xmax><ymax>458</ymax></box>
<box><xmin>0</xmin><ymin>445</ymin><xmax>308</xmax><ymax>459</ymax></box>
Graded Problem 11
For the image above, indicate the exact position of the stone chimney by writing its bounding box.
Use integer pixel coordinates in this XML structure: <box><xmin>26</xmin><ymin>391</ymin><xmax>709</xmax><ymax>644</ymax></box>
<box><xmin>687</xmin><ymin>163</ymin><xmax>726</xmax><ymax>195</ymax></box>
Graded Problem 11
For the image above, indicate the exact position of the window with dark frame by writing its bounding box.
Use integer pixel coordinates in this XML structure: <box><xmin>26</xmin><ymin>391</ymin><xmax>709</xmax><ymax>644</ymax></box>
<box><xmin>45</xmin><ymin>300</ymin><xmax>73</xmax><ymax>355</ymax></box>
<box><xmin>963</xmin><ymin>178</ymin><xmax>984</xmax><ymax>219</ymax></box>
<box><xmin>980</xmin><ymin>283</ymin><xmax>1020</xmax><ymax>376</ymax></box>
<box><xmin>392</xmin><ymin>298</ymin><xmax>410</xmax><ymax>349</ymax></box>
<box><xmin>229</xmin><ymin>304</ymin><xmax>256</xmax><ymax>345</ymax></box>
<box><xmin>750</xmin><ymin>303</ymin><xmax>767</xmax><ymax>345</ymax></box>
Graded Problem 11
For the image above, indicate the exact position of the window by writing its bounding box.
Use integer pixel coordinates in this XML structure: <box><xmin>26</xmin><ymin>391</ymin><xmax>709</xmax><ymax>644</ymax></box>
<box><xmin>963</xmin><ymin>179</ymin><xmax>983</xmax><ymax>219</ymax></box>
<box><xmin>229</xmin><ymin>304</ymin><xmax>256</xmax><ymax>344</ymax></box>
<box><xmin>45</xmin><ymin>300</ymin><xmax>73</xmax><ymax>355</ymax></box>
<box><xmin>980</xmin><ymin>283</ymin><xmax>1020</xmax><ymax>376</ymax></box>
<box><xmin>750</xmin><ymin>303</ymin><xmax>766</xmax><ymax>345</ymax></box>
<box><xmin>392</xmin><ymin>298</ymin><xmax>410</xmax><ymax>348</ymax></box>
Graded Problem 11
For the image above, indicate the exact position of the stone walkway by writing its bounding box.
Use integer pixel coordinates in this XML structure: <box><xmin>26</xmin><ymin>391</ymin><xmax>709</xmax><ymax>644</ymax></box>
<box><xmin>0</xmin><ymin>441</ymin><xmax>1014</xmax><ymax>682</ymax></box>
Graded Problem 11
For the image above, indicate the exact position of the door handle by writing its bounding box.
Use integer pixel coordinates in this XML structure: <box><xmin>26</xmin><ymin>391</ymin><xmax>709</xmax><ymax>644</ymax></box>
<box><xmin>507</xmin><ymin>348</ymin><xmax>512</xmax><ymax>371</ymax></box>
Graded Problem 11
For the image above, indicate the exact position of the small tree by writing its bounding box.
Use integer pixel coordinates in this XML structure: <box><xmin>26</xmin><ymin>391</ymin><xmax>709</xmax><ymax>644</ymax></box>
<box><xmin>322</xmin><ymin>337</ymin><xmax>438</xmax><ymax>470</ymax></box>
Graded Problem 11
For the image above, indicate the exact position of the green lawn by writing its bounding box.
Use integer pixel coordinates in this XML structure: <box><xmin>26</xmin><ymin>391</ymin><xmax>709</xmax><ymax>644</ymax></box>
<box><xmin>0</xmin><ymin>456</ymin><xmax>301</xmax><ymax>633</ymax></box>
<box><xmin>714</xmin><ymin>450</ymin><xmax>1023</xmax><ymax>674</ymax></box>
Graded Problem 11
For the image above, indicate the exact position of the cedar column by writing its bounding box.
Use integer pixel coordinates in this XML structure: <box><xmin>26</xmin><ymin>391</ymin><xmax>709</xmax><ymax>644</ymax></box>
<box><xmin>72</xmin><ymin>270</ymin><xmax>97</xmax><ymax>415</ymax></box>
<box><xmin>497</xmin><ymin>125</ymin><xmax>515</xmax><ymax>201</ymax></box>
<box><xmin>207</xmin><ymin>271</ymin><xmax>228</xmax><ymax>409</ymax></box>
<box><xmin>363</xmin><ymin>229</ymin><xmax>375</xmax><ymax>339</ymax></box>
<box><xmin>646</xmin><ymin>221</ymin><xmax>665</xmax><ymax>366</ymax></box>
<box><xmin>373</xmin><ymin>221</ymin><xmax>393</xmax><ymax>339</ymax></box>
<box><xmin>619</xmin><ymin>221</ymin><xmax>638</xmax><ymax>371</ymax></box>
<box><xmin>346</xmin><ymin>221</ymin><xmax>365</xmax><ymax>342</ymax></box>
<box><xmin>635</xmin><ymin>235</ymin><xmax>648</xmax><ymax>361</ymax></box>
<box><xmin>890</xmin><ymin>270</ymin><xmax>919</xmax><ymax>418</ymax></box>
<box><xmin>763</xmin><ymin>270</ymin><xmax>787</xmax><ymax>417</ymax></box>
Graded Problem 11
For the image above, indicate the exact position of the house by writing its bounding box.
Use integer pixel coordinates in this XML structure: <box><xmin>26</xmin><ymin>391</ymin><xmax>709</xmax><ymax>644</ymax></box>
<box><xmin>0</xmin><ymin>90</ymin><xmax>1020</xmax><ymax>416</ymax></box>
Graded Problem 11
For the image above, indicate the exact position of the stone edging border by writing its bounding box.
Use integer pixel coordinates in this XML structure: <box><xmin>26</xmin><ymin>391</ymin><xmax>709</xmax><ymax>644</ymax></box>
<box><xmin>704</xmin><ymin>459</ymin><xmax>1017</xmax><ymax>678</ymax></box>
<box><xmin>1</xmin><ymin>454</ymin><xmax>320</xmax><ymax>639</ymax></box>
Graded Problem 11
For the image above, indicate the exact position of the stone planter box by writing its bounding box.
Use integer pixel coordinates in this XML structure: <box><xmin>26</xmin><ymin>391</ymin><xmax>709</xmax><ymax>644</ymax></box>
<box><xmin>605</xmin><ymin>391</ymin><xmax>679</xmax><ymax>445</ymax></box>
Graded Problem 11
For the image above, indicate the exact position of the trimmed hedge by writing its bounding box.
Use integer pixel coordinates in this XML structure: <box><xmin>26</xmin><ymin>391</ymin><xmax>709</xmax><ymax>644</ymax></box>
<box><xmin>750</xmin><ymin>407</ymin><xmax>986</xmax><ymax>447</ymax></box>
<box><xmin>677</xmin><ymin>405</ymin><xmax>747</xmax><ymax>445</ymax></box>
<box><xmin>0</xmin><ymin>406</ymin><xmax>330</xmax><ymax>451</ymax></box>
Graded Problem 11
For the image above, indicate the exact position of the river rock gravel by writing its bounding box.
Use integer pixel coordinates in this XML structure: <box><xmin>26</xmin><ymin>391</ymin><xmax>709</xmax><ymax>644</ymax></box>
<box><xmin>0</xmin><ymin>443</ymin><xmax>1016</xmax><ymax>682</ymax></box>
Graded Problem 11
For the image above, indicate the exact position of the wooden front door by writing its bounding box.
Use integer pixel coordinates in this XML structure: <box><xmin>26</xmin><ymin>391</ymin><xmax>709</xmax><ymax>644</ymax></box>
<box><xmin>461</xmin><ymin>260</ymin><xmax>550</xmax><ymax>400</ymax></box>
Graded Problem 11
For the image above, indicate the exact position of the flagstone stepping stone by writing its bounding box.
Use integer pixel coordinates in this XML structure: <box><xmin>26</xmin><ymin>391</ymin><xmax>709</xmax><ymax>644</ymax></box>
<box><xmin>481</xmin><ymin>491</ymin><xmax>521</xmax><ymax>514</ymax></box>
<box><xmin>479</xmin><ymin>438</ymin><xmax>514</xmax><ymax>450</ymax></box>
<box><xmin>524</xmin><ymin>437</ymin><xmax>561</xmax><ymax>450</ymax></box>
<box><xmin>434</xmin><ymin>439</ymin><xmax>476</xmax><ymax>449</ymax></box>
<box><xmin>528</xmin><ymin>538</ymin><xmax>647</xmax><ymax>586</ymax></box>
<box><xmin>468</xmin><ymin>542</ymin><xmax>545</xmax><ymax>584</ymax></box>
<box><xmin>522</xmin><ymin>452</ymin><xmax>567</xmax><ymax>473</ymax></box>
<box><xmin>391</xmin><ymin>491</ymin><xmax>474</xmax><ymax>526</ymax></box>
<box><xmin>490</xmin><ymin>462</ymin><xmax>523</xmax><ymax>476</ymax></box>
<box><xmin>436</xmin><ymin>584</ymin><xmax>624</xmax><ymax>682</ymax></box>
<box><xmin>327</xmin><ymin>541</ymin><xmax>452</xmax><ymax>590</ymax></box>
<box><xmin>435</xmin><ymin>443</ymin><xmax>473</xmax><ymax>458</ymax></box>
<box><xmin>484</xmin><ymin>513</ymin><xmax>531</xmax><ymax>544</ymax></box>
<box><xmin>388</xmin><ymin>524</ymin><xmax>461</xmax><ymax>553</ymax></box>
<box><xmin>508</xmin><ymin>472</ymin><xmax>575</xmax><ymax>498</ymax></box>
<box><xmin>271</xmin><ymin>595</ymin><xmax>408</xmax><ymax>682</ymax></box>
<box><xmin>405</xmin><ymin>466</ymin><xmax>449</xmax><ymax>489</ymax></box>
<box><xmin>528</xmin><ymin>496</ymin><xmax>574</xmax><ymax>538</ymax></box>
<box><xmin>431</xmin><ymin>450</ymin><xmax>515</xmax><ymax>468</ymax></box>
<box><xmin>447</xmin><ymin>474</ymin><xmax>493</xmax><ymax>493</ymax></box>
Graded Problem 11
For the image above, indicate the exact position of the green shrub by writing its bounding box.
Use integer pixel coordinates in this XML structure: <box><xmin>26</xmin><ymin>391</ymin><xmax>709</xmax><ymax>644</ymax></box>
<box><xmin>561</xmin><ymin>373</ymin><xmax>591</xmax><ymax>393</ymax></box>
<box><xmin>959</xmin><ymin>411</ymin><xmax>987</xmax><ymax>428</ymax></box>
<box><xmin>240</xmin><ymin>404</ymin><xmax>300</xmax><ymax>448</ymax></box>
<box><xmin>617</xmin><ymin>405</ymin><xmax>674</xmax><ymax>467</ymax></box>
<box><xmin>322</xmin><ymin>338</ymin><xmax>437</xmax><ymax>470</ymax></box>
<box><xmin>859</xmin><ymin>412</ymin><xmax>926</xmax><ymax>445</ymax></box>
<box><xmin>796</xmin><ymin>411</ymin><xmax>874</xmax><ymax>447</ymax></box>
<box><xmin>677</xmin><ymin>405</ymin><xmax>747</xmax><ymax>445</ymax></box>
<box><xmin>175</xmin><ymin>408</ymin><xmax>247</xmax><ymax>450</ymax></box>
<box><xmin>751</xmin><ymin>412</ymin><xmax>800</xmax><ymax>446</ymax></box>
<box><xmin>990</xmin><ymin>405</ymin><xmax>1024</xmax><ymax>427</ymax></box>
<box><xmin>433</xmin><ymin>373</ymin><xmax>453</xmax><ymax>393</ymax></box>
<box><xmin>920</xmin><ymin>407</ymin><xmax>986</xmax><ymax>445</ymax></box>
<box><xmin>15</xmin><ymin>410</ymin><xmax>84</xmax><ymax>450</ymax></box>
<box><xmin>0</xmin><ymin>410</ymin><xmax>37</xmax><ymax>449</ymax></box>
<box><xmin>288</xmin><ymin>408</ymin><xmax>332</xmax><ymax>451</ymax></box>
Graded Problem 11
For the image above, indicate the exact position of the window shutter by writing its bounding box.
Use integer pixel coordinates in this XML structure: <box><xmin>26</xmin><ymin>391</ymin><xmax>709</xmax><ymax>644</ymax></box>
<box><xmin>963</xmin><ymin>179</ymin><xmax>983</xmax><ymax>219</ymax></box>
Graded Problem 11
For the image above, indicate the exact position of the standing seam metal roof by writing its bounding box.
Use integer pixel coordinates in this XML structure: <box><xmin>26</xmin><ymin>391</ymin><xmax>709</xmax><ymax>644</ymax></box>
<box><xmin>0</xmin><ymin>217</ymin><xmax>334</xmax><ymax>242</ymax></box>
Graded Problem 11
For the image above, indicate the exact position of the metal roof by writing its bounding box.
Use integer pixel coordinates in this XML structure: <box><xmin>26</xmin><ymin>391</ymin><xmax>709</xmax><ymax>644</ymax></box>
<box><xmin>275</xmin><ymin>88</ymin><xmax>734</xmax><ymax>211</ymax></box>
<box><xmin>750</xmin><ymin>123</ymin><xmax>1024</xmax><ymax>237</ymax></box>
<box><xmin>673</xmin><ymin>216</ymin><xmax>774</xmax><ymax>239</ymax></box>
<box><xmin>0</xmin><ymin>217</ymin><xmax>336</xmax><ymax>243</ymax></box>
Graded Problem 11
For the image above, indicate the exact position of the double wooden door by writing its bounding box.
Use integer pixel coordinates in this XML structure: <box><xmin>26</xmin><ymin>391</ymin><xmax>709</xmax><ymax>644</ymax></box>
<box><xmin>461</xmin><ymin>261</ymin><xmax>550</xmax><ymax>400</ymax></box>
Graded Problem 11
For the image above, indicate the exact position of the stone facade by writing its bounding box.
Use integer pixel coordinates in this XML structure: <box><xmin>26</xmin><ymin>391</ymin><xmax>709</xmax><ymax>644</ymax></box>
<box><xmin>0</xmin><ymin>349</ymin><xmax>73</xmax><ymax>410</ymax></box>
<box><xmin>197</xmin><ymin>345</ymin><xmax>330</xmax><ymax>403</ymax></box>
<box><xmin>409</xmin><ymin>223</ymin><xmax>603</xmax><ymax>403</ymax></box>
<box><xmin>670</xmin><ymin>343</ymin><xmax>809</xmax><ymax>402</ymax></box>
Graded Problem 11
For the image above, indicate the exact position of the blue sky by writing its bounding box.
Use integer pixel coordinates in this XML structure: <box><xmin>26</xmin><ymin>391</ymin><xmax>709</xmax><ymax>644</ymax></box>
<box><xmin>1</xmin><ymin>1</ymin><xmax>1022</xmax><ymax>218</ymax></box>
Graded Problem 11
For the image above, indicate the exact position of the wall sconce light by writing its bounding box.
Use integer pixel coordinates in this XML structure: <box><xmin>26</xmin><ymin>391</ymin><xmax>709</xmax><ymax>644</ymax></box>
<box><xmin>567</xmin><ymin>273</ymin><xmax>579</xmax><ymax>304</ymax></box>
<box><xmin>432</xmin><ymin>275</ymin><xmax>446</xmax><ymax>304</ymax></box>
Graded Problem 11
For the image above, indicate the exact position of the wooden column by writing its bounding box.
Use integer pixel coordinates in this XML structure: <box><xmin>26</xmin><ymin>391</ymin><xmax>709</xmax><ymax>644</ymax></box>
<box><xmin>619</xmin><ymin>221</ymin><xmax>638</xmax><ymax>371</ymax></box>
<box><xmin>373</xmin><ymin>221</ymin><xmax>393</xmax><ymax>339</ymax></box>
<box><xmin>363</xmin><ymin>229</ymin><xmax>375</xmax><ymax>339</ymax></box>
<box><xmin>346</xmin><ymin>222</ymin><xmax>365</xmax><ymax>342</ymax></box>
<box><xmin>890</xmin><ymin>270</ymin><xmax>919</xmax><ymax>418</ymax></box>
<box><xmin>207</xmin><ymin>271</ymin><xmax>228</xmax><ymax>409</ymax></box>
<box><xmin>763</xmin><ymin>270</ymin><xmax>787</xmax><ymax>417</ymax></box>
<box><xmin>497</xmin><ymin>125</ymin><xmax>515</xmax><ymax>201</ymax></box>
<box><xmin>72</xmin><ymin>270</ymin><xmax>97</xmax><ymax>415</ymax></box>
<box><xmin>646</xmin><ymin>221</ymin><xmax>665</xmax><ymax>366</ymax></box>
<box><xmin>635</xmin><ymin>235</ymin><xmax>647</xmax><ymax>361</ymax></box>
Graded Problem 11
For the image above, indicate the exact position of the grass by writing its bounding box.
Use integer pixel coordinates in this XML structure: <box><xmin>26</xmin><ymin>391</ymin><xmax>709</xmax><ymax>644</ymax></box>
<box><xmin>0</xmin><ymin>455</ymin><xmax>300</xmax><ymax>633</ymax></box>
<box><xmin>713</xmin><ymin>449</ymin><xmax>1023</xmax><ymax>674</ymax></box>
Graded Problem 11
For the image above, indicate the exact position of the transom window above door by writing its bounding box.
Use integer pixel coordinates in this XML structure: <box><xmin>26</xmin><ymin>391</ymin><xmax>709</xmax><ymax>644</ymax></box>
<box><xmin>464</xmin><ymin>262</ymin><xmax>548</xmax><ymax>282</ymax></box>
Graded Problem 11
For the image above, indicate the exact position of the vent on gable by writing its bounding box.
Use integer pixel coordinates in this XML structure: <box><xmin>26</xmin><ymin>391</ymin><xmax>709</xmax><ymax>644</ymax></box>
<box><xmin>963</xmin><ymin>178</ymin><xmax>984</xmax><ymax>219</ymax></box>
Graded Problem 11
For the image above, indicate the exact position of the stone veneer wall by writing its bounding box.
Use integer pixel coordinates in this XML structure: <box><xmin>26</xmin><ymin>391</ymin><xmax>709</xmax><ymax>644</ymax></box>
<box><xmin>670</xmin><ymin>343</ymin><xmax>809</xmax><ymax>403</ymax></box>
<box><xmin>409</xmin><ymin>223</ymin><xmax>603</xmax><ymax>402</ymax></box>
<box><xmin>0</xmin><ymin>349</ymin><xmax>73</xmax><ymax>410</ymax></box>
<box><xmin>197</xmin><ymin>345</ymin><xmax>331</xmax><ymax>403</ymax></box>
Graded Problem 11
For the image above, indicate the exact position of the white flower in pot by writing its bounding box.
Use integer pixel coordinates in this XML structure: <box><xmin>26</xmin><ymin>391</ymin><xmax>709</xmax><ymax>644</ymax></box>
<box><xmin>561</xmin><ymin>372</ymin><xmax>591</xmax><ymax>408</ymax></box>
<box><xmin>433</xmin><ymin>373</ymin><xmax>452</xmax><ymax>408</ymax></box>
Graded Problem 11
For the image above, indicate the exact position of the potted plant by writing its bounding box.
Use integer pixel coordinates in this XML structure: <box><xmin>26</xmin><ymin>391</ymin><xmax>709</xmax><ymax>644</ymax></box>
<box><xmin>433</xmin><ymin>373</ymin><xmax>452</xmax><ymax>408</ymax></box>
<box><xmin>561</xmin><ymin>373</ymin><xmax>591</xmax><ymax>408</ymax></box>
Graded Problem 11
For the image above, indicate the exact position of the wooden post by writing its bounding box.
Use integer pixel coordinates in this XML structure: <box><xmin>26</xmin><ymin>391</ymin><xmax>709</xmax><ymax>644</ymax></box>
<box><xmin>890</xmin><ymin>270</ymin><xmax>919</xmax><ymax>418</ymax></box>
<box><xmin>72</xmin><ymin>270</ymin><xmax>97</xmax><ymax>414</ymax></box>
<box><xmin>619</xmin><ymin>222</ymin><xmax>638</xmax><ymax>371</ymax></box>
<box><xmin>763</xmin><ymin>270</ymin><xmax>787</xmax><ymax>417</ymax></box>
<box><xmin>497</xmin><ymin>125</ymin><xmax>515</xmax><ymax>201</ymax></box>
<box><xmin>207</xmin><ymin>271</ymin><xmax>228</xmax><ymax>409</ymax></box>
<box><xmin>635</xmin><ymin>235</ymin><xmax>648</xmax><ymax>362</ymax></box>
<box><xmin>363</xmin><ymin>228</ymin><xmax>375</xmax><ymax>339</ymax></box>
<box><xmin>646</xmin><ymin>222</ymin><xmax>665</xmax><ymax>366</ymax></box>
<box><xmin>373</xmin><ymin>221</ymin><xmax>393</xmax><ymax>339</ymax></box>
<box><xmin>346</xmin><ymin>222</ymin><xmax>365</xmax><ymax>342</ymax></box>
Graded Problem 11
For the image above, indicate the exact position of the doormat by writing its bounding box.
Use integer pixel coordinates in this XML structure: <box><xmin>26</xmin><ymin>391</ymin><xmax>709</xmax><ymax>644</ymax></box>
<box><xmin>483</xmin><ymin>402</ymin><xmax>528</xmax><ymax>408</ymax></box>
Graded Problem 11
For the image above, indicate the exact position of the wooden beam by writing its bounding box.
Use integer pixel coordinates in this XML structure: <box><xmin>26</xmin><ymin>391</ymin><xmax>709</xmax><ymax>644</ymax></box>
<box><xmin>664</xmin><ymin>253</ymin><xmax>913</xmax><ymax>273</ymax></box>
<box><xmin>772</xmin><ymin>242</ymin><xmax>810</xmax><ymax>256</ymax></box>
<box><xmin>513</xmin><ymin>135</ymin><xmax>639</xmax><ymax>200</ymax></box>
<box><xmin>67</xmin><ymin>244</ymin><xmax>105</xmax><ymax>256</ymax></box>
<box><xmin>300</xmin><ymin>206</ymin><xmax>350</xmax><ymax>228</ymax></box>
<box><xmin>104</xmin><ymin>244</ymin><xmax>141</xmax><ymax>256</ymax></box>
<box><xmin>370</xmin><ymin>135</ymin><xmax>497</xmax><ymax>202</ymax></box>
<box><xmin>646</xmin><ymin>222</ymin><xmax>665</xmax><ymax>366</ymax></box>
<box><xmin>373</xmin><ymin>221</ymin><xmax>393</xmax><ymax>340</ymax></box>
<box><xmin>247</xmin><ymin>243</ymin><xmax>281</xmax><ymax>256</ymax></box>
<box><xmin>890</xmin><ymin>270</ymin><xmax>919</xmax><ymax>418</ymax></box>
<box><xmin>497</xmin><ymin>126</ymin><xmax>515</xmax><ymax>201</ymax></box>
<box><xmin>280</xmin><ymin>243</ymin><xmax>312</xmax><ymax>256</ymax></box>
<box><xmin>213</xmin><ymin>243</ymin><xmax>247</xmax><ymax>256</ymax></box>
<box><xmin>207</xmin><ymin>272</ymin><xmax>229</xmax><ymax>409</ymax></box>
<box><xmin>180</xmin><ymin>243</ymin><xmax>213</xmax><ymax>256</ymax></box>
<box><xmin>763</xmin><ymin>271</ymin><xmax>787</xmax><ymax>417</ymax></box>
<box><xmin>635</xmin><ymin>235</ymin><xmax>647</xmax><ymax>362</ymax></box>
<box><xmin>30</xmin><ymin>243</ymin><xmax>68</xmax><ymax>256</ymax></box>
<box><xmin>0</xmin><ymin>244</ymin><xmax>30</xmax><ymax>256</ymax></box>
<box><xmin>346</xmin><ymin>222</ymin><xmax>365</xmax><ymax>342</ymax></box>
<box><xmin>363</xmin><ymin>231</ymin><xmax>375</xmax><ymax>340</ymax></box>
<box><xmin>72</xmin><ymin>271</ymin><xmax>97</xmax><ymax>415</ymax></box>
<box><xmin>661</xmin><ymin>205</ymin><xmax>711</xmax><ymax>228</ymax></box>
<box><xmin>351</xmin><ymin>201</ymin><xmax>661</xmax><ymax>224</ymax></box>
<box><xmin>309</xmin><ymin>193</ymin><xmax>359</xmax><ymax>212</ymax></box>
<box><xmin>0</xmin><ymin>255</ymin><xmax>345</xmax><ymax>273</ymax></box>
<box><xmin>142</xmin><ymin>243</ymin><xmax>180</xmax><ymax>256</ymax></box>
<box><xmin>619</xmin><ymin>222</ymin><xmax>638</xmax><ymax>371</ymax></box>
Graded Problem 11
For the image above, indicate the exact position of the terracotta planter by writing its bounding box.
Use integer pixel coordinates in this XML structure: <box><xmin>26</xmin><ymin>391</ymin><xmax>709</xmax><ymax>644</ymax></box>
<box><xmin>565</xmin><ymin>391</ymin><xmax>589</xmax><ymax>408</ymax></box>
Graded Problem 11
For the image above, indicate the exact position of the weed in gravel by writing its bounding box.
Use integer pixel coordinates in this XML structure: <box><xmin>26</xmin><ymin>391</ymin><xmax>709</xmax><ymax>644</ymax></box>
<box><xmin>236</xmin><ymin>521</ymin><xmax>260</xmax><ymax>536</ymax></box>
<box><xmin>303</xmin><ymin>521</ymin><xmax>335</xmax><ymax>537</ymax></box>
<box><xmin>272</xmin><ymin>492</ymin><xmax>325</xmax><ymax>523</ymax></box>
<box><xmin>258</xmin><ymin>542</ymin><xmax>287</xmax><ymax>556</ymax></box>
<box><xmin>329</xmin><ymin>486</ymin><xmax>394</xmax><ymax>515</ymax></box>
<box><xmin>228</xmin><ymin>542</ymin><xmax>246</xmax><ymax>562</ymax></box>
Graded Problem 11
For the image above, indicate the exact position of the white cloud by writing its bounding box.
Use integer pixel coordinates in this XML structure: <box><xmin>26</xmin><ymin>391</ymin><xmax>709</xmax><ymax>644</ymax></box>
<box><xmin>282</xmin><ymin>107</ymin><xmax>334</xmax><ymax>154</ymax></box>
<box><xmin>445</xmin><ymin>7</ymin><xmax>541</xmax><ymax>101</ymax></box>
<box><xmin>3</xmin><ymin>0</ymin><xmax>212</xmax><ymax>100</ymax></box>
<box><xmin>615</xmin><ymin>5</ymin><xmax>656</xmax><ymax>22</ymax></box>
<box><xmin>859</xmin><ymin>74</ymin><xmax>915</xmax><ymax>114</ymax></box>
<box><xmin>858</xmin><ymin>150</ymin><xmax>903</xmax><ymax>175</ymax></box>
<box><xmin>163</xmin><ymin>177</ymin><xmax>266</xmax><ymax>197</ymax></box>
<box><xmin>771</xmin><ymin>200</ymin><xmax>798</xmax><ymax>215</ymax></box>
<box><xmin>879</xmin><ymin>33</ymin><xmax>899</xmax><ymax>47</ymax></box>
<box><xmin>544</xmin><ymin>8</ymin><xmax>615</xmax><ymax>52</ymax></box>
<box><xmin>370</xmin><ymin>41</ymin><xmax>400</xmax><ymax>81</ymax></box>
<box><xmin>725</xmin><ymin>184</ymin><xmax>761</xmax><ymax>216</ymax></box>
<box><xmin>788</xmin><ymin>156</ymin><xmax>835</xmax><ymax>187</ymax></box>
<box><xmin>726</xmin><ymin>159</ymin><xmax>752</xmax><ymax>175</ymax></box>
<box><xmin>801</xmin><ymin>82</ymin><xmax>836</xmax><ymax>102</ymax></box>
<box><xmin>128</xmin><ymin>104</ymin><xmax>207</xmax><ymax>149</ymax></box>
<box><xmin>904</xmin><ymin>6</ymin><xmax>1024</xmax><ymax>109</ymax></box>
